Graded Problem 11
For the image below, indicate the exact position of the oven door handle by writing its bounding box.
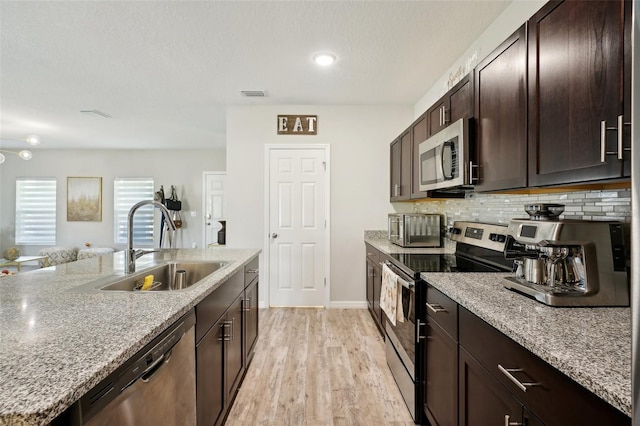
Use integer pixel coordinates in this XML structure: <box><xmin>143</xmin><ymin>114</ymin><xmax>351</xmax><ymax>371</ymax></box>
<box><xmin>383</xmin><ymin>261</ymin><xmax>415</xmax><ymax>289</ymax></box>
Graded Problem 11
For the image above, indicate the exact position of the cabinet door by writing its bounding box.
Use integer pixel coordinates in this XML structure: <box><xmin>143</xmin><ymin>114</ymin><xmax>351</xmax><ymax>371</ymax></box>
<box><xmin>366</xmin><ymin>261</ymin><xmax>374</xmax><ymax>311</ymax></box>
<box><xmin>448</xmin><ymin>75</ymin><xmax>473</xmax><ymax>125</ymax></box>
<box><xmin>411</xmin><ymin>113</ymin><xmax>429</xmax><ymax>199</ymax></box>
<box><xmin>224</xmin><ymin>295</ymin><xmax>244</xmax><ymax>405</ymax></box>
<box><xmin>196</xmin><ymin>321</ymin><xmax>224</xmax><ymax>426</ymax></box>
<box><xmin>398</xmin><ymin>130</ymin><xmax>412</xmax><ymax>201</ymax></box>
<box><xmin>428</xmin><ymin>99</ymin><xmax>447</xmax><ymax>137</ymax></box>
<box><xmin>474</xmin><ymin>24</ymin><xmax>528</xmax><ymax>192</ymax></box>
<box><xmin>243</xmin><ymin>278</ymin><xmax>259</xmax><ymax>365</ymax></box>
<box><xmin>372</xmin><ymin>263</ymin><xmax>383</xmax><ymax>331</ymax></box>
<box><xmin>424</xmin><ymin>320</ymin><xmax>458</xmax><ymax>426</ymax></box>
<box><xmin>528</xmin><ymin>0</ymin><xmax>631</xmax><ymax>186</ymax></box>
<box><xmin>459</xmin><ymin>347</ymin><xmax>523</xmax><ymax>426</ymax></box>
<box><xmin>390</xmin><ymin>138</ymin><xmax>402</xmax><ymax>200</ymax></box>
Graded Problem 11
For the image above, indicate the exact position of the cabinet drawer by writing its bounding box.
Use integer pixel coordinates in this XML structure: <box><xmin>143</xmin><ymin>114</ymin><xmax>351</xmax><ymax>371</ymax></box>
<box><xmin>459</xmin><ymin>307</ymin><xmax>629</xmax><ymax>425</ymax></box>
<box><xmin>365</xmin><ymin>244</ymin><xmax>380</xmax><ymax>264</ymax></box>
<box><xmin>426</xmin><ymin>286</ymin><xmax>457</xmax><ymax>339</ymax></box>
<box><xmin>196</xmin><ymin>271</ymin><xmax>244</xmax><ymax>344</ymax></box>
<box><xmin>244</xmin><ymin>257</ymin><xmax>259</xmax><ymax>286</ymax></box>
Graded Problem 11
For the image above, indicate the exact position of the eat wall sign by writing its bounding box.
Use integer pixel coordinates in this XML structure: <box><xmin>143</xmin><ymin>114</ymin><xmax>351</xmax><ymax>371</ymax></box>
<box><xmin>277</xmin><ymin>115</ymin><xmax>318</xmax><ymax>135</ymax></box>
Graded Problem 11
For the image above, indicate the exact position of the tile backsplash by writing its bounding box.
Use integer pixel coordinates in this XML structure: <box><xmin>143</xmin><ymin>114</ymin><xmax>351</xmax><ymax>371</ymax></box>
<box><xmin>393</xmin><ymin>189</ymin><xmax>632</xmax><ymax>228</ymax></box>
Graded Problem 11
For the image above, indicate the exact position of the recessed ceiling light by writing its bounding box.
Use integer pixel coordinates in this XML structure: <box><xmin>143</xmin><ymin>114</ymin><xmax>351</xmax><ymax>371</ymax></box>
<box><xmin>313</xmin><ymin>53</ymin><xmax>336</xmax><ymax>66</ymax></box>
<box><xmin>25</xmin><ymin>135</ymin><xmax>40</xmax><ymax>146</ymax></box>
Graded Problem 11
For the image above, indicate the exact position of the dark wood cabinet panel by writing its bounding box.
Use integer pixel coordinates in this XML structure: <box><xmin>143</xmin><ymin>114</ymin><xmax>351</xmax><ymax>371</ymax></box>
<box><xmin>196</xmin><ymin>319</ymin><xmax>224</xmax><ymax>426</ymax></box>
<box><xmin>244</xmin><ymin>278</ymin><xmax>259</xmax><ymax>366</ymax></box>
<box><xmin>448</xmin><ymin>75</ymin><xmax>473</xmax><ymax>125</ymax></box>
<box><xmin>459</xmin><ymin>307</ymin><xmax>630</xmax><ymax>426</ymax></box>
<box><xmin>428</xmin><ymin>99</ymin><xmax>447</xmax><ymax>137</ymax></box>
<box><xmin>424</xmin><ymin>320</ymin><xmax>458</xmax><ymax>426</ymax></box>
<box><xmin>224</xmin><ymin>295</ymin><xmax>244</xmax><ymax>404</ymax></box>
<box><xmin>410</xmin><ymin>113</ymin><xmax>429</xmax><ymax>199</ymax></box>
<box><xmin>474</xmin><ymin>24</ymin><xmax>528</xmax><ymax>192</ymax></box>
<box><xmin>390</xmin><ymin>130</ymin><xmax>411</xmax><ymax>201</ymax></box>
<box><xmin>528</xmin><ymin>0</ymin><xmax>631</xmax><ymax>186</ymax></box>
<box><xmin>459</xmin><ymin>347</ymin><xmax>523</xmax><ymax>426</ymax></box>
<box><xmin>365</xmin><ymin>244</ymin><xmax>384</xmax><ymax>337</ymax></box>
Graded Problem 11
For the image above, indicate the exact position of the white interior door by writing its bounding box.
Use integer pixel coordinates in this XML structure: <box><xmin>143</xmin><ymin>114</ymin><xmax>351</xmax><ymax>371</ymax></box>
<box><xmin>203</xmin><ymin>172</ymin><xmax>226</xmax><ymax>247</ymax></box>
<box><xmin>267</xmin><ymin>146</ymin><xmax>329</xmax><ymax>307</ymax></box>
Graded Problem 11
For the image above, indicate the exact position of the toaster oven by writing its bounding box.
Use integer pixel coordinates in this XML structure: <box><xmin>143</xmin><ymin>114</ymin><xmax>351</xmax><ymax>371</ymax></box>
<box><xmin>388</xmin><ymin>213</ymin><xmax>442</xmax><ymax>247</ymax></box>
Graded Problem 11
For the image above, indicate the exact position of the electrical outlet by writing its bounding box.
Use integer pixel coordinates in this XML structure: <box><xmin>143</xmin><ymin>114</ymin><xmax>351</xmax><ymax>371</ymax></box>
<box><xmin>192</xmin><ymin>242</ymin><xmax>197</xmax><ymax>248</ymax></box>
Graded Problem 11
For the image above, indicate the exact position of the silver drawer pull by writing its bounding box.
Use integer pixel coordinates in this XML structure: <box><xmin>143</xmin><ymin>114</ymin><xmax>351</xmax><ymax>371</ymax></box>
<box><xmin>426</xmin><ymin>302</ymin><xmax>447</xmax><ymax>314</ymax></box>
<box><xmin>247</xmin><ymin>268</ymin><xmax>259</xmax><ymax>274</ymax></box>
<box><xmin>497</xmin><ymin>364</ymin><xmax>540</xmax><ymax>393</ymax></box>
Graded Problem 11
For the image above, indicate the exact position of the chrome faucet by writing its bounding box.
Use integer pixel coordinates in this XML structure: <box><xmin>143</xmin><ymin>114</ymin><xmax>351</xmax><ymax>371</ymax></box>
<box><xmin>126</xmin><ymin>200</ymin><xmax>176</xmax><ymax>274</ymax></box>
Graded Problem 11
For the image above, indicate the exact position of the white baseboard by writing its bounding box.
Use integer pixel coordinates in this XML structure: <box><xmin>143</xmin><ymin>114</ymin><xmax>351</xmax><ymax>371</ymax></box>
<box><xmin>329</xmin><ymin>301</ymin><xmax>368</xmax><ymax>309</ymax></box>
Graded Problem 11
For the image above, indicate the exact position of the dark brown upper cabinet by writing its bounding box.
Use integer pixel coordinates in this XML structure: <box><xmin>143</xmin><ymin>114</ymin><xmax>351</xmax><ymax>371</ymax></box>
<box><xmin>427</xmin><ymin>74</ymin><xmax>474</xmax><ymax>138</ymax></box>
<box><xmin>527</xmin><ymin>0</ymin><xmax>631</xmax><ymax>187</ymax></box>
<box><xmin>474</xmin><ymin>24</ymin><xmax>528</xmax><ymax>192</ymax></box>
<box><xmin>390</xmin><ymin>129</ymin><xmax>411</xmax><ymax>201</ymax></box>
<box><xmin>410</xmin><ymin>112</ymin><xmax>429</xmax><ymax>199</ymax></box>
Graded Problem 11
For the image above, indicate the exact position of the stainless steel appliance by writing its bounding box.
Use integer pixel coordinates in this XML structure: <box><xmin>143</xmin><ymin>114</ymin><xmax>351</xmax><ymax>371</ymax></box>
<box><xmin>388</xmin><ymin>213</ymin><xmax>442</xmax><ymax>248</ymax></box>
<box><xmin>503</xmin><ymin>204</ymin><xmax>629</xmax><ymax>307</ymax></box>
<box><xmin>418</xmin><ymin>118</ymin><xmax>475</xmax><ymax>192</ymax></box>
<box><xmin>69</xmin><ymin>310</ymin><xmax>196</xmax><ymax>425</ymax></box>
<box><xmin>384</xmin><ymin>221</ymin><xmax>512</xmax><ymax>424</ymax></box>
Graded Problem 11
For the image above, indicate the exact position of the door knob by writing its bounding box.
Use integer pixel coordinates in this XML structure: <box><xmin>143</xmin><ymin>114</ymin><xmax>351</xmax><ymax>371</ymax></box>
<box><xmin>271</xmin><ymin>233</ymin><xmax>278</xmax><ymax>238</ymax></box>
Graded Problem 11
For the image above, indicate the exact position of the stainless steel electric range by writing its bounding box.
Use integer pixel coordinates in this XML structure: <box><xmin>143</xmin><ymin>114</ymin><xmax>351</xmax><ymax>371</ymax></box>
<box><xmin>384</xmin><ymin>221</ymin><xmax>512</xmax><ymax>424</ymax></box>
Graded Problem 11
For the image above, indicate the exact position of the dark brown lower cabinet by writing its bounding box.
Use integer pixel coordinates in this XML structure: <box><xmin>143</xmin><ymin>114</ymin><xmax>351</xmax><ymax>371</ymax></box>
<box><xmin>424</xmin><ymin>319</ymin><xmax>458</xmax><ymax>426</ymax></box>
<box><xmin>365</xmin><ymin>244</ymin><xmax>385</xmax><ymax>336</ymax></box>
<box><xmin>459</xmin><ymin>307</ymin><xmax>630</xmax><ymax>426</ymax></box>
<box><xmin>459</xmin><ymin>347</ymin><xmax>523</xmax><ymax>426</ymax></box>
<box><xmin>196</xmin><ymin>317</ymin><xmax>224</xmax><ymax>426</ymax></box>
<box><xmin>243</xmin><ymin>277</ymin><xmax>259</xmax><ymax>365</ymax></box>
<box><xmin>224</xmin><ymin>295</ymin><xmax>244</xmax><ymax>403</ymax></box>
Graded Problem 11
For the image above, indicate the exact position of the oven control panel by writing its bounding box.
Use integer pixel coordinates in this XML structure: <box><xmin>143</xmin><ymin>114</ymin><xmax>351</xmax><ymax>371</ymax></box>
<box><xmin>449</xmin><ymin>221</ymin><xmax>509</xmax><ymax>252</ymax></box>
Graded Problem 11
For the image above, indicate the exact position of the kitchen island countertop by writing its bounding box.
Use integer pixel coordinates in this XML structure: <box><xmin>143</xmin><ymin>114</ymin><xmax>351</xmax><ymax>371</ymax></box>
<box><xmin>0</xmin><ymin>248</ymin><xmax>260</xmax><ymax>425</ymax></box>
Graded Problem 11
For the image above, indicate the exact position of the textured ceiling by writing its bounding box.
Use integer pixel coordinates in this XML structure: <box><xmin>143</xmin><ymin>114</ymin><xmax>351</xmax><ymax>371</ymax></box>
<box><xmin>0</xmin><ymin>0</ymin><xmax>511</xmax><ymax>150</ymax></box>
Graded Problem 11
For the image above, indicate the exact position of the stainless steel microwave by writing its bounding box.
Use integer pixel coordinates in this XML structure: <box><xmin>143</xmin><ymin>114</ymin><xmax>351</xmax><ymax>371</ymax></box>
<box><xmin>388</xmin><ymin>213</ymin><xmax>442</xmax><ymax>247</ymax></box>
<box><xmin>418</xmin><ymin>118</ymin><xmax>474</xmax><ymax>192</ymax></box>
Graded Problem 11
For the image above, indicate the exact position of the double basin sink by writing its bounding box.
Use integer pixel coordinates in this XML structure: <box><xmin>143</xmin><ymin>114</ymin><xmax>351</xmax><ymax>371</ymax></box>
<box><xmin>72</xmin><ymin>261</ymin><xmax>227</xmax><ymax>293</ymax></box>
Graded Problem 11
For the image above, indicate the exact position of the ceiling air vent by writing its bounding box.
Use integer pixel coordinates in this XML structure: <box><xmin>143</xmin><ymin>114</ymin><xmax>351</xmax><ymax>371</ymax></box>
<box><xmin>81</xmin><ymin>110</ymin><xmax>112</xmax><ymax>119</ymax></box>
<box><xmin>240</xmin><ymin>90</ymin><xmax>266</xmax><ymax>97</ymax></box>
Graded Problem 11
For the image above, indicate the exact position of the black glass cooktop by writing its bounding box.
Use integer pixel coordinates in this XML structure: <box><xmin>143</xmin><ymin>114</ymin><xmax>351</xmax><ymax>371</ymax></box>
<box><xmin>389</xmin><ymin>251</ymin><xmax>511</xmax><ymax>276</ymax></box>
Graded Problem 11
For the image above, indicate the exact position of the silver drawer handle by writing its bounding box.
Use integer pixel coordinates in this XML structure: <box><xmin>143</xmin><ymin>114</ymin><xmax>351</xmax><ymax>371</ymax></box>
<box><xmin>247</xmin><ymin>268</ymin><xmax>259</xmax><ymax>274</ymax></box>
<box><xmin>497</xmin><ymin>364</ymin><xmax>540</xmax><ymax>393</ymax></box>
<box><xmin>426</xmin><ymin>302</ymin><xmax>447</xmax><ymax>314</ymax></box>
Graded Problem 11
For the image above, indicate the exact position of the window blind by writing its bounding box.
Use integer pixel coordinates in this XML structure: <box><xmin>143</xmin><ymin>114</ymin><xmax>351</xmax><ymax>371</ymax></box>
<box><xmin>15</xmin><ymin>178</ymin><xmax>57</xmax><ymax>245</ymax></box>
<box><xmin>113</xmin><ymin>178</ymin><xmax>155</xmax><ymax>245</ymax></box>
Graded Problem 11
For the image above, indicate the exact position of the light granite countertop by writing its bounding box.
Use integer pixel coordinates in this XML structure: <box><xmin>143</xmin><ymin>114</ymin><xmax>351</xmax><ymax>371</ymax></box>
<box><xmin>0</xmin><ymin>248</ymin><xmax>260</xmax><ymax>426</ymax></box>
<box><xmin>364</xmin><ymin>231</ymin><xmax>630</xmax><ymax>416</ymax></box>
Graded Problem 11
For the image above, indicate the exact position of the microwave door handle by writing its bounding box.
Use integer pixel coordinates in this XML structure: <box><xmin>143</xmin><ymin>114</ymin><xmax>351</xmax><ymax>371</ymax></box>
<box><xmin>441</xmin><ymin>141</ymin><xmax>455</xmax><ymax>180</ymax></box>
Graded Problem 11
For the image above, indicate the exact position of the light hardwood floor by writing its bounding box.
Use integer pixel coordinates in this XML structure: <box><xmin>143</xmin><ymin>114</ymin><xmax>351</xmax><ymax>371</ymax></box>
<box><xmin>226</xmin><ymin>308</ymin><xmax>414</xmax><ymax>426</ymax></box>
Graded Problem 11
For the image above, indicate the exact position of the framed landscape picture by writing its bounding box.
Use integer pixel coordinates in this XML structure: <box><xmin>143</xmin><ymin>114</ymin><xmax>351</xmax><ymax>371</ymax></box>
<box><xmin>67</xmin><ymin>177</ymin><xmax>102</xmax><ymax>221</ymax></box>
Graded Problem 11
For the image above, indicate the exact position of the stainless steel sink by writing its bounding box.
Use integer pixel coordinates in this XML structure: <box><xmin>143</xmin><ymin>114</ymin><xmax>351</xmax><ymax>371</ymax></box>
<box><xmin>71</xmin><ymin>261</ymin><xmax>227</xmax><ymax>293</ymax></box>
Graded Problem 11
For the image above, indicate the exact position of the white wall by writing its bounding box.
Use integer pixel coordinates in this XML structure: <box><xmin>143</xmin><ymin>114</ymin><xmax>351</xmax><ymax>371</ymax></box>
<box><xmin>414</xmin><ymin>0</ymin><xmax>547</xmax><ymax>117</ymax></box>
<box><xmin>0</xmin><ymin>149</ymin><xmax>225</xmax><ymax>254</ymax></box>
<box><xmin>226</xmin><ymin>105</ymin><xmax>412</xmax><ymax>306</ymax></box>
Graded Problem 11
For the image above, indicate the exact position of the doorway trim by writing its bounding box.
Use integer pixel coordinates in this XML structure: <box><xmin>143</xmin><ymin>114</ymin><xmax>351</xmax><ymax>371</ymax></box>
<box><xmin>263</xmin><ymin>144</ymin><xmax>331</xmax><ymax>308</ymax></box>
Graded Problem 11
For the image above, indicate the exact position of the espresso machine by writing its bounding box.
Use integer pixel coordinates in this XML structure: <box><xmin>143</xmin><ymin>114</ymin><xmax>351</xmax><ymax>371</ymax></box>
<box><xmin>503</xmin><ymin>204</ymin><xmax>629</xmax><ymax>307</ymax></box>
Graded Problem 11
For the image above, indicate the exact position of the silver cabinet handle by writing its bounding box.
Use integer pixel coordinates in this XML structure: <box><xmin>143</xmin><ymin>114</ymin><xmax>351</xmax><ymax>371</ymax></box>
<box><xmin>426</xmin><ymin>302</ymin><xmax>447</xmax><ymax>314</ymax></box>
<box><xmin>469</xmin><ymin>160</ymin><xmax>479</xmax><ymax>183</ymax></box>
<box><xmin>394</xmin><ymin>184</ymin><xmax>400</xmax><ymax>197</ymax></box>
<box><xmin>242</xmin><ymin>298</ymin><xmax>251</xmax><ymax>312</ymax></box>
<box><xmin>601</xmin><ymin>115</ymin><xmax>631</xmax><ymax>162</ymax></box>
<box><xmin>442</xmin><ymin>106</ymin><xmax>449</xmax><ymax>124</ymax></box>
<box><xmin>416</xmin><ymin>319</ymin><xmax>427</xmax><ymax>343</ymax></box>
<box><xmin>504</xmin><ymin>415</ymin><xmax>523</xmax><ymax>426</ymax></box>
<box><xmin>218</xmin><ymin>321</ymin><xmax>232</xmax><ymax>341</ymax></box>
<box><xmin>247</xmin><ymin>268</ymin><xmax>259</xmax><ymax>274</ymax></box>
<box><xmin>497</xmin><ymin>364</ymin><xmax>540</xmax><ymax>393</ymax></box>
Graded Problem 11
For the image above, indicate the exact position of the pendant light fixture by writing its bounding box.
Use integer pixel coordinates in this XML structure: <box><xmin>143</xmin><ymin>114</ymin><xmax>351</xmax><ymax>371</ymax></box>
<box><xmin>0</xmin><ymin>135</ymin><xmax>40</xmax><ymax>164</ymax></box>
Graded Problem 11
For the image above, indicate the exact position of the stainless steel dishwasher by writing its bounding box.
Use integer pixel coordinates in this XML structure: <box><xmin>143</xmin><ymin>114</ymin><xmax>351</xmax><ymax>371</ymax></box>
<box><xmin>72</xmin><ymin>310</ymin><xmax>196</xmax><ymax>426</ymax></box>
